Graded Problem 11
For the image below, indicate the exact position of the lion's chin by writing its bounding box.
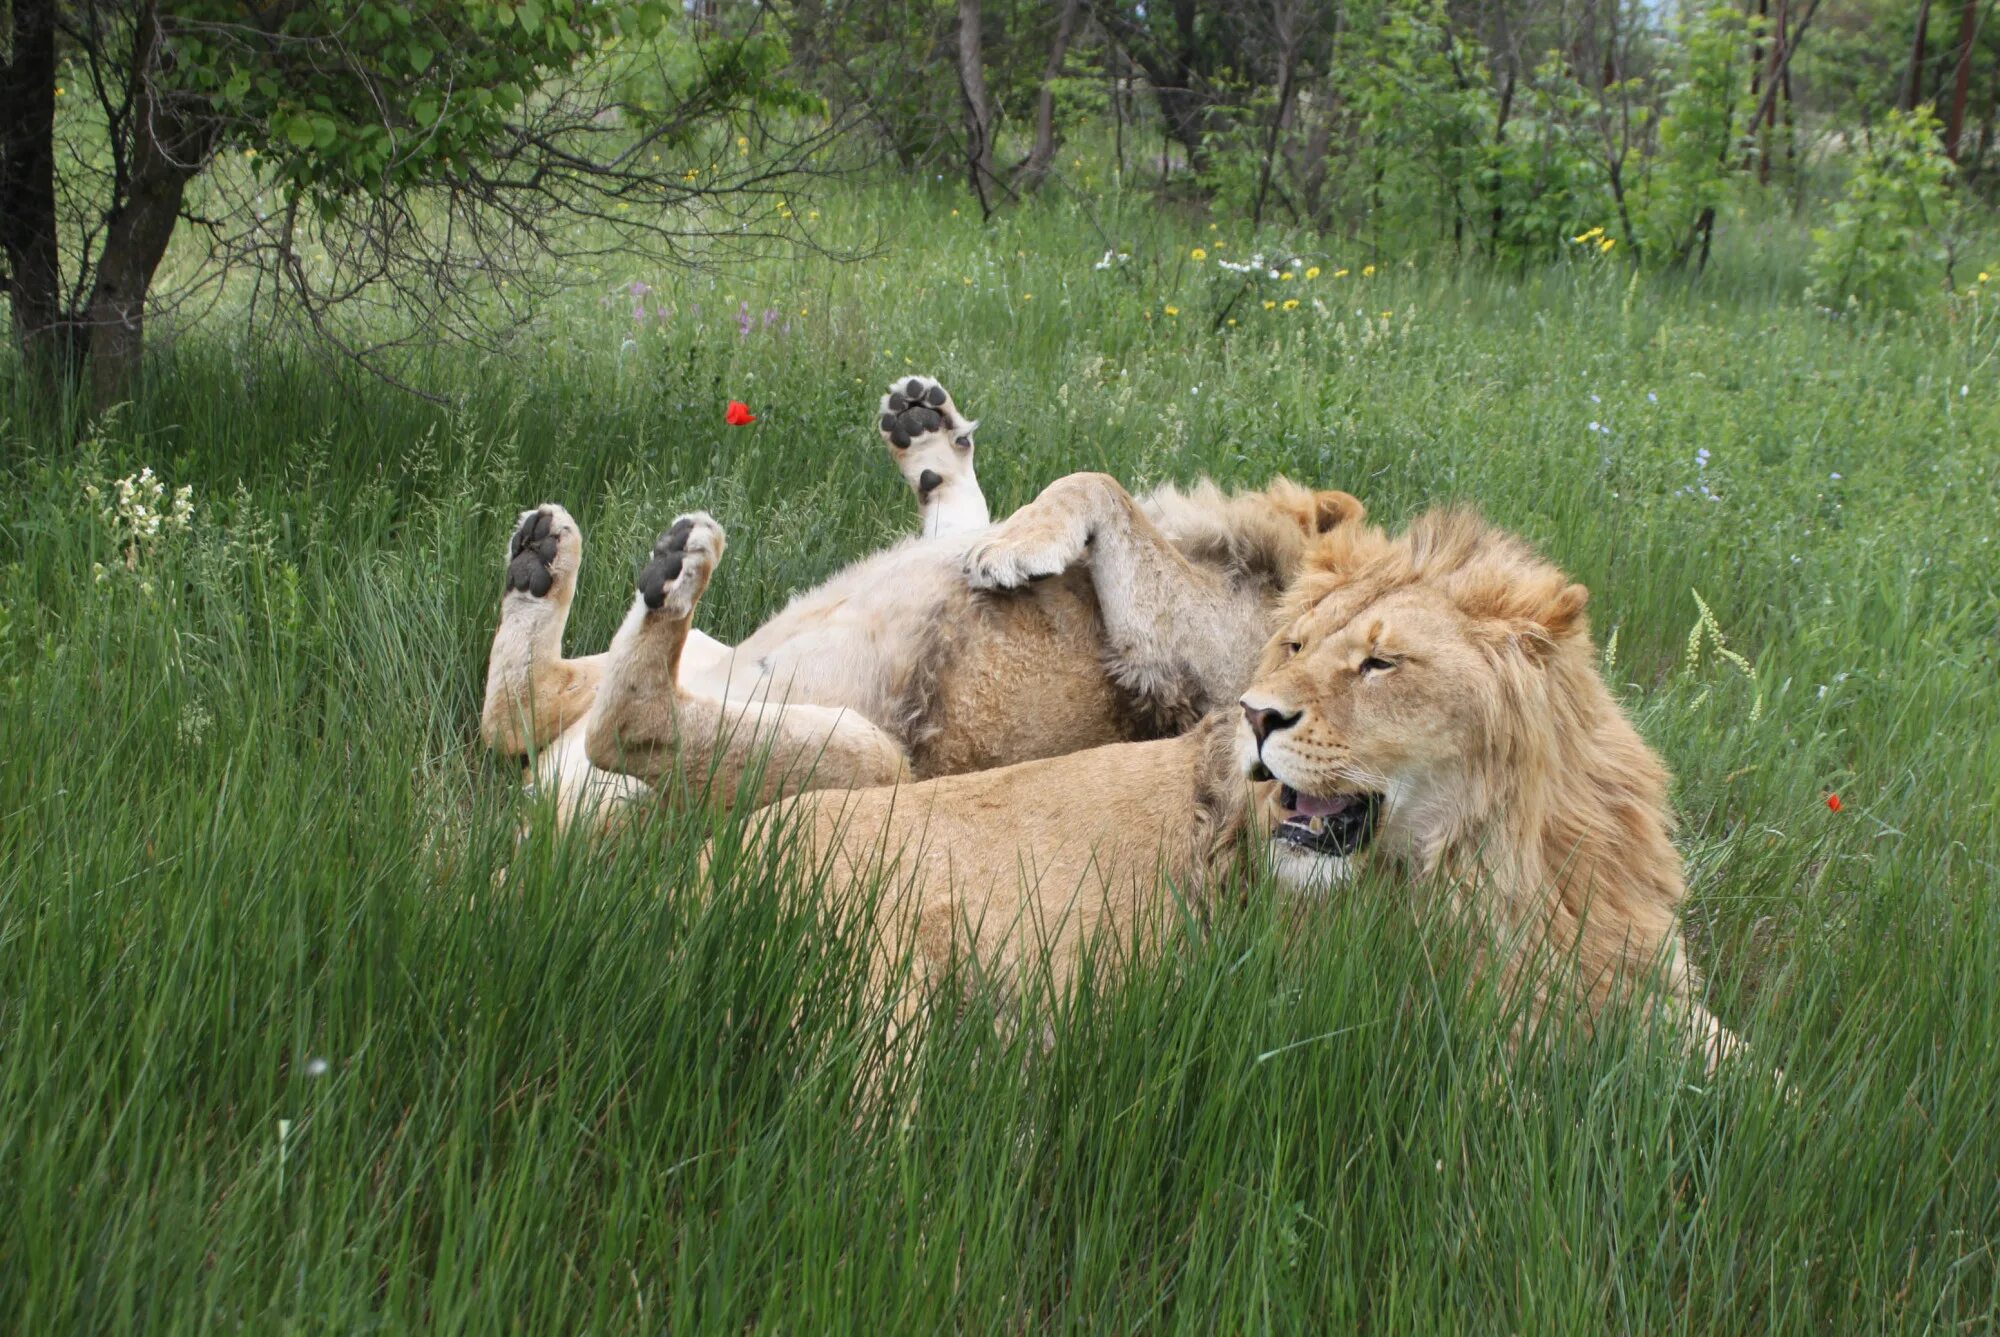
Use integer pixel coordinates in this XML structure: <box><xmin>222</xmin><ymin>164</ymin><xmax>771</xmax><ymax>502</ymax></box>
<box><xmin>1269</xmin><ymin>840</ymin><xmax>1355</xmax><ymax>895</ymax></box>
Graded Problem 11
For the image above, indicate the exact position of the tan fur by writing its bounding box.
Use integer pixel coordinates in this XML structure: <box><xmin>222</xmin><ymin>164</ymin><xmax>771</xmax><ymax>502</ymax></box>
<box><xmin>1242</xmin><ymin>508</ymin><xmax>1739</xmax><ymax>1062</ymax></box>
<box><xmin>774</xmin><ymin>714</ymin><xmax>1249</xmax><ymax>1008</ymax></box>
<box><xmin>484</xmin><ymin>427</ymin><xmax>1364</xmax><ymax>828</ymax></box>
<box><xmin>780</xmin><ymin>508</ymin><xmax>1740</xmax><ymax>1066</ymax></box>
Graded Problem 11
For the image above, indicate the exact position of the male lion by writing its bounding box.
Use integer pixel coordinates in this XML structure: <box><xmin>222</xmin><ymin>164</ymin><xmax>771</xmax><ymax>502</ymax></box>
<box><xmin>482</xmin><ymin>377</ymin><xmax>1365</xmax><ymax>827</ymax></box>
<box><xmin>780</xmin><ymin>500</ymin><xmax>1742</xmax><ymax>1063</ymax></box>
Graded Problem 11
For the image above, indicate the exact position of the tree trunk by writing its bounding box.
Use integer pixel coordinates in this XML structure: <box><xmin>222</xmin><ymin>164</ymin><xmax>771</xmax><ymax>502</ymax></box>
<box><xmin>955</xmin><ymin>0</ymin><xmax>999</xmax><ymax>215</ymax></box>
<box><xmin>1903</xmin><ymin>0</ymin><xmax>1934</xmax><ymax>111</ymax></box>
<box><xmin>83</xmin><ymin>3</ymin><xmax>207</xmax><ymax>412</ymax></box>
<box><xmin>1942</xmin><ymin>0</ymin><xmax>1984</xmax><ymax>160</ymax></box>
<box><xmin>1016</xmin><ymin>0</ymin><xmax>1082</xmax><ymax>190</ymax></box>
<box><xmin>1094</xmin><ymin>0</ymin><xmax>1210</xmax><ymax>171</ymax></box>
<box><xmin>0</xmin><ymin>0</ymin><xmax>72</xmax><ymax>391</ymax></box>
<box><xmin>86</xmin><ymin>155</ymin><xmax>196</xmax><ymax>413</ymax></box>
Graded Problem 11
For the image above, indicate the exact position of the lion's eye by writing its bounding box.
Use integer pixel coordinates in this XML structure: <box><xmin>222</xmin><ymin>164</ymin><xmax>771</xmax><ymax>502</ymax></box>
<box><xmin>1283</xmin><ymin>641</ymin><xmax>1303</xmax><ymax>657</ymax></box>
<box><xmin>1359</xmin><ymin>655</ymin><xmax>1398</xmax><ymax>674</ymax></box>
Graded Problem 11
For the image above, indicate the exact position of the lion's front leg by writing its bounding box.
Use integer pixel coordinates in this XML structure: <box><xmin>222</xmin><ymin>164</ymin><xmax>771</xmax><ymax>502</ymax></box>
<box><xmin>482</xmin><ymin>504</ymin><xmax>607</xmax><ymax>757</ymax></box>
<box><xmin>963</xmin><ymin>473</ymin><xmax>1261</xmax><ymax>731</ymax></box>
<box><xmin>586</xmin><ymin>513</ymin><xmax>910</xmax><ymax>802</ymax></box>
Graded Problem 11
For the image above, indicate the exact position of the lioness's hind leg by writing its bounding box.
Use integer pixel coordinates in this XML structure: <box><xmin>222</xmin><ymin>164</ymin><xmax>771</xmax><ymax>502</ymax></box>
<box><xmin>638</xmin><ymin>513</ymin><xmax>726</xmax><ymax>623</ymax></box>
<box><xmin>585</xmin><ymin>513</ymin><xmax>726</xmax><ymax>776</ymax></box>
<box><xmin>878</xmin><ymin>375</ymin><xmax>987</xmax><ymax>537</ymax></box>
<box><xmin>483</xmin><ymin>504</ymin><xmax>605</xmax><ymax>756</ymax></box>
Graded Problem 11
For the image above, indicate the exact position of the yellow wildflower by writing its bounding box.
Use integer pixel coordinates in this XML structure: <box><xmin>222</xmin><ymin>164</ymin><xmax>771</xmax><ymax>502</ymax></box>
<box><xmin>1022</xmin><ymin>293</ymin><xmax>1033</xmax><ymax>301</ymax></box>
<box><xmin>56</xmin><ymin>86</ymin><xmax>66</xmax><ymax>97</ymax></box>
<box><xmin>1334</xmin><ymin>268</ymin><xmax>1349</xmax><ymax>278</ymax></box>
<box><xmin>1362</xmin><ymin>264</ymin><xmax>1376</xmax><ymax>277</ymax></box>
<box><xmin>1380</xmin><ymin>309</ymin><xmax>1393</xmax><ymax>318</ymax></box>
<box><xmin>1599</xmin><ymin>237</ymin><xmax>1616</xmax><ymax>253</ymax></box>
<box><xmin>1979</xmin><ymin>271</ymin><xmax>1991</xmax><ymax>283</ymax></box>
<box><xmin>1262</xmin><ymin>299</ymin><xmax>1277</xmax><ymax>310</ymax></box>
<box><xmin>1209</xmin><ymin>222</ymin><xmax>1219</xmax><ymax>231</ymax></box>
<box><xmin>1165</xmin><ymin>305</ymin><xmax>1180</xmax><ymax>316</ymax></box>
<box><xmin>1306</xmin><ymin>266</ymin><xmax>1321</xmax><ymax>279</ymax></box>
<box><xmin>1282</xmin><ymin>299</ymin><xmax>1300</xmax><ymax>311</ymax></box>
<box><xmin>808</xmin><ymin>209</ymin><xmax>819</xmax><ymax>220</ymax></box>
<box><xmin>1226</xmin><ymin>318</ymin><xmax>1237</xmax><ymax>326</ymax></box>
<box><xmin>1573</xmin><ymin>226</ymin><xmax>1604</xmax><ymax>243</ymax></box>
<box><xmin>951</xmin><ymin>208</ymin><xmax>960</xmax><ymax>217</ymax></box>
<box><xmin>1191</xmin><ymin>248</ymin><xmax>1207</xmax><ymax>261</ymax></box>
<box><xmin>244</xmin><ymin>148</ymin><xmax>258</xmax><ymax>160</ymax></box>
<box><xmin>1281</xmin><ymin>271</ymin><xmax>1294</xmax><ymax>280</ymax></box>
<box><xmin>736</xmin><ymin>135</ymin><xmax>749</xmax><ymax>150</ymax></box>
<box><xmin>963</xmin><ymin>276</ymin><xmax>973</xmax><ymax>285</ymax></box>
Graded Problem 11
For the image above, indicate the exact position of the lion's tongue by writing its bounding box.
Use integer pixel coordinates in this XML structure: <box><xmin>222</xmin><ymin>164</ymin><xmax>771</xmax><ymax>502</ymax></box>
<box><xmin>1284</xmin><ymin>787</ymin><xmax>1355</xmax><ymax>819</ymax></box>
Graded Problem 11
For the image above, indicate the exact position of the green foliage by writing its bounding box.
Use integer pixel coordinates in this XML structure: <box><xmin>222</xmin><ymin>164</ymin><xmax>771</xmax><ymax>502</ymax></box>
<box><xmin>4</xmin><ymin>178</ymin><xmax>2000</xmax><ymax>1328</ymax></box>
<box><xmin>1634</xmin><ymin>4</ymin><xmax>1759</xmax><ymax>264</ymax></box>
<box><xmin>166</xmin><ymin>1</ymin><xmax>673</xmax><ymax>208</ymax></box>
<box><xmin>1808</xmin><ymin>105</ymin><xmax>1960</xmax><ymax>310</ymax></box>
<box><xmin>1476</xmin><ymin>56</ymin><xmax>1610</xmax><ymax>260</ymax></box>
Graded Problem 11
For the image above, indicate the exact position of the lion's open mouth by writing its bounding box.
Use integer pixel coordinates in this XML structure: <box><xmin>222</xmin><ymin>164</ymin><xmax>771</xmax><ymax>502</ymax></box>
<box><xmin>1273</xmin><ymin>786</ymin><xmax>1382</xmax><ymax>857</ymax></box>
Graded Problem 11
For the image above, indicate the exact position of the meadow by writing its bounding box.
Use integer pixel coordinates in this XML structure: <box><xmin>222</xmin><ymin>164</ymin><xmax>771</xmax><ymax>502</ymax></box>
<box><xmin>3</xmin><ymin>177</ymin><xmax>1998</xmax><ymax>1330</ymax></box>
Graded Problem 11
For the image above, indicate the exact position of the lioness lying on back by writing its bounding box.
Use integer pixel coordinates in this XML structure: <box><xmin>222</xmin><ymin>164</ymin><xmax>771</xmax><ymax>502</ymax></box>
<box><xmin>782</xmin><ymin>499</ymin><xmax>1742</xmax><ymax>1063</ymax></box>
<box><xmin>482</xmin><ymin>377</ymin><xmax>1364</xmax><ymax>828</ymax></box>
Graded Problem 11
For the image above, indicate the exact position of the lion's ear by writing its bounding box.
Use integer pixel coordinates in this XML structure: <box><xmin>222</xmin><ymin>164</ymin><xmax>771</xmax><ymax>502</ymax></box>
<box><xmin>1313</xmin><ymin>490</ymin><xmax>1365</xmax><ymax>533</ymax></box>
<box><xmin>1501</xmin><ymin>582</ymin><xmax>1590</xmax><ymax>663</ymax></box>
<box><xmin>1538</xmin><ymin>582</ymin><xmax>1589</xmax><ymax>640</ymax></box>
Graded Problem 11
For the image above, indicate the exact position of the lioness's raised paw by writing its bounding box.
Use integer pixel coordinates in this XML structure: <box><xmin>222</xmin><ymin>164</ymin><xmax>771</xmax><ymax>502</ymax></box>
<box><xmin>879</xmin><ymin>375</ymin><xmax>971</xmax><ymax>450</ymax></box>
<box><xmin>636</xmin><ymin>512</ymin><xmax>726</xmax><ymax>621</ymax></box>
<box><xmin>877</xmin><ymin>376</ymin><xmax>988</xmax><ymax>536</ymax></box>
<box><xmin>505</xmin><ymin>504</ymin><xmax>581</xmax><ymax>601</ymax></box>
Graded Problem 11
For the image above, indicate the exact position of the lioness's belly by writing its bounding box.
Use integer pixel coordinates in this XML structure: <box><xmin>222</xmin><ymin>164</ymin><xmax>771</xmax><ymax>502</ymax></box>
<box><xmin>693</xmin><ymin>536</ymin><xmax>1134</xmax><ymax>778</ymax></box>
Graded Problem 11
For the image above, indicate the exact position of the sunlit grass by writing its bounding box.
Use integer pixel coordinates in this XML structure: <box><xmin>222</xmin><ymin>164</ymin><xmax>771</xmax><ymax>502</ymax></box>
<box><xmin>2</xmin><ymin>175</ymin><xmax>1997</xmax><ymax>1330</ymax></box>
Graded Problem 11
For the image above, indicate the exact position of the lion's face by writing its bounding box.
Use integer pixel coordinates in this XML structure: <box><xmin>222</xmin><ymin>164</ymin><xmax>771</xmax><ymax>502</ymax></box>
<box><xmin>1236</xmin><ymin>514</ymin><xmax>1590</xmax><ymax>890</ymax></box>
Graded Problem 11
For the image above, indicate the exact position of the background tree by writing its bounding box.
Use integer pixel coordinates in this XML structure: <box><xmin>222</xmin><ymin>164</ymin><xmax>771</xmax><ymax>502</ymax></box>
<box><xmin>0</xmin><ymin>0</ymin><xmax>833</xmax><ymax>409</ymax></box>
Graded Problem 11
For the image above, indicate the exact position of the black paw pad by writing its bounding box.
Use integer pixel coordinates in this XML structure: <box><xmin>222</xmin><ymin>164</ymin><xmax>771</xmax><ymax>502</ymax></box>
<box><xmin>883</xmin><ymin>379</ymin><xmax>953</xmax><ymax>448</ymax></box>
<box><xmin>506</xmin><ymin>510</ymin><xmax>561</xmax><ymax>596</ymax></box>
<box><xmin>637</xmin><ymin>518</ymin><xmax>696</xmax><ymax>611</ymax></box>
<box><xmin>918</xmin><ymin>469</ymin><xmax>943</xmax><ymax>498</ymax></box>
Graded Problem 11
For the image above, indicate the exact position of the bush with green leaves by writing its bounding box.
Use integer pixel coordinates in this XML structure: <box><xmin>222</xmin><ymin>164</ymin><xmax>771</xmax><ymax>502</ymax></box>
<box><xmin>1633</xmin><ymin>4</ymin><xmax>1759</xmax><ymax>267</ymax></box>
<box><xmin>1808</xmin><ymin>105</ymin><xmax>1960</xmax><ymax>311</ymax></box>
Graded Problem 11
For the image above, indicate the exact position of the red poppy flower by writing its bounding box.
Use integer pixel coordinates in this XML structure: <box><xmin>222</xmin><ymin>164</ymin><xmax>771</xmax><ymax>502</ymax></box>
<box><xmin>725</xmin><ymin>399</ymin><xmax>757</xmax><ymax>426</ymax></box>
<box><xmin>1826</xmin><ymin>794</ymin><xmax>1842</xmax><ymax>813</ymax></box>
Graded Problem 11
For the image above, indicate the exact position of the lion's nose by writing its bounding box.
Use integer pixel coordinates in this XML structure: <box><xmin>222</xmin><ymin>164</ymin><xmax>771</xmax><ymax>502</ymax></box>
<box><xmin>1242</xmin><ymin>702</ymin><xmax>1301</xmax><ymax>744</ymax></box>
<box><xmin>918</xmin><ymin>468</ymin><xmax>943</xmax><ymax>498</ymax></box>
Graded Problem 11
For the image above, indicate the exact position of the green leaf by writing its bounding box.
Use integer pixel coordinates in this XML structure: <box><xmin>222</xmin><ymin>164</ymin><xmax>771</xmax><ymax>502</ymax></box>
<box><xmin>519</xmin><ymin>1</ymin><xmax>543</xmax><ymax>35</ymax></box>
<box><xmin>407</xmin><ymin>41</ymin><xmax>433</xmax><ymax>74</ymax></box>
<box><xmin>412</xmin><ymin>96</ymin><xmax>440</xmax><ymax>127</ymax></box>
<box><xmin>283</xmin><ymin>115</ymin><xmax>316</xmax><ymax>149</ymax></box>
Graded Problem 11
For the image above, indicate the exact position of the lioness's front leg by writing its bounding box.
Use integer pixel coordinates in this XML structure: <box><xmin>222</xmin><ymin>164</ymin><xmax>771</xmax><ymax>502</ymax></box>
<box><xmin>482</xmin><ymin>504</ymin><xmax>607</xmax><ymax>757</ymax></box>
<box><xmin>586</xmin><ymin>514</ymin><xmax>910</xmax><ymax>804</ymax></box>
<box><xmin>963</xmin><ymin>473</ymin><xmax>1275</xmax><ymax>731</ymax></box>
<box><xmin>877</xmin><ymin>375</ymin><xmax>987</xmax><ymax>538</ymax></box>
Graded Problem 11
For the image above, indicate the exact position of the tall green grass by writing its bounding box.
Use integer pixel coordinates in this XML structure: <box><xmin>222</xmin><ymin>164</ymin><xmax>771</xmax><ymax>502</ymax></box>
<box><xmin>2</xmin><ymin>179</ymin><xmax>1997</xmax><ymax>1330</ymax></box>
